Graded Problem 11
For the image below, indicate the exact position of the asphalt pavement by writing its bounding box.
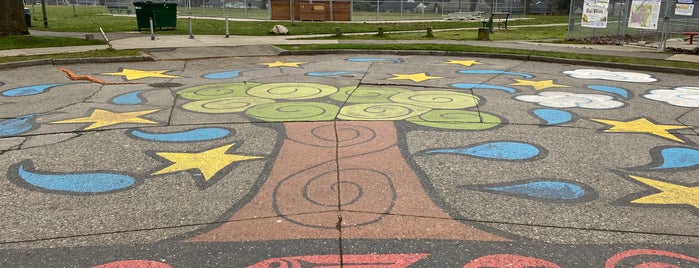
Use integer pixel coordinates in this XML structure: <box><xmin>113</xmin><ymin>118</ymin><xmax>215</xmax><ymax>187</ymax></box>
<box><xmin>0</xmin><ymin>29</ymin><xmax>698</xmax><ymax>267</ymax></box>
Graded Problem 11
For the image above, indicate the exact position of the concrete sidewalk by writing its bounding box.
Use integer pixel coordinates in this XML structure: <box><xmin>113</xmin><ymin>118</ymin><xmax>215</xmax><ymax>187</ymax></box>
<box><xmin>2</xmin><ymin>29</ymin><xmax>698</xmax><ymax>64</ymax></box>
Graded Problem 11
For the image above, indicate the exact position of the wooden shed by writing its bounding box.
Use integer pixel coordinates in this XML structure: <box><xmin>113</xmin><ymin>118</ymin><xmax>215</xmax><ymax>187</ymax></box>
<box><xmin>270</xmin><ymin>0</ymin><xmax>352</xmax><ymax>21</ymax></box>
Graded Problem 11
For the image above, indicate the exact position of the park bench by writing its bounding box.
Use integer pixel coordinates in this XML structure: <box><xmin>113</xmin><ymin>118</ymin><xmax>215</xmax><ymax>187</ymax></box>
<box><xmin>682</xmin><ymin>31</ymin><xmax>698</xmax><ymax>44</ymax></box>
<box><xmin>482</xmin><ymin>12</ymin><xmax>509</xmax><ymax>29</ymax></box>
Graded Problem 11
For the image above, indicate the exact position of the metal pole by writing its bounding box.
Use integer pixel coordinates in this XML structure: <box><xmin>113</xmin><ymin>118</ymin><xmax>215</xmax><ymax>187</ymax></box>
<box><xmin>188</xmin><ymin>17</ymin><xmax>194</xmax><ymax>38</ymax></box>
<box><xmin>149</xmin><ymin>17</ymin><xmax>155</xmax><ymax>40</ymax></box>
<box><xmin>376</xmin><ymin>0</ymin><xmax>379</xmax><ymax>20</ymax></box>
<box><xmin>224</xmin><ymin>0</ymin><xmax>230</xmax><ymax>37</ymax></box>
<box><xmin>40</xmin><ymin>0</ymin><xmax>48</xmax><ymax>29</ymax></box>
<box><xmin>290</xmin><ymin>0</ymin><xmax>294</xmax><ymax>23</ymax></box>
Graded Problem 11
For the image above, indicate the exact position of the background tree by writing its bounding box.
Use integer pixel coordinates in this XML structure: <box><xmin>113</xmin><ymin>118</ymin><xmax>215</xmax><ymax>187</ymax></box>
<box><xmin>0</xmin><ymin>0</ymin><xmax>29</xmax><ymax>36</ymax></box>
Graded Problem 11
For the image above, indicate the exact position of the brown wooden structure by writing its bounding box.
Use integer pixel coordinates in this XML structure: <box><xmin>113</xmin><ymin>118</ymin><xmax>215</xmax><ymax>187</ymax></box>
<box><xmin>270</xmin><ymin>0</ymin><xmax>351</xmax><ymax>21</ymax></box>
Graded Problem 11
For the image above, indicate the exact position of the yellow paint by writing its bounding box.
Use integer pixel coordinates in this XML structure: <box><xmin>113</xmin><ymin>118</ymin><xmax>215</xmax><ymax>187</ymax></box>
<box><xmin>261</xmin><ymin>61</ymin><xmax>307</xmax><ymax>67</ymax></box>
<box><xmin>152</xmin><ymin>143</ymin><xmax>262</xmax><ymax>181</ymax></box>
<box><xmin>592</xmin><ymin>118</ymin><xmax>689</xmax><ymax>143</ymax></box>
<box><xmin>389</xmin><ymin>73</ymin><xmax>442</xmax><ymax>83</ymax></box>
<box><xmin>509</xmin><ymin>79</ymin><xmax>570</xmax><ymax>90</ymax></box>
<box><xmin>103</xmin><ymin>68</ymin><xmax>179</xmax><ymax>80</ymax></box>
<box><xmin>52</xmin><ymin>109</ymin><xmax>159</xmax><ymax>130</ymax></box>
<box><xmin>445</xmin><ymin>60</ymin><xmax>481</xmax><ymax>67</ymax></box>
<box><xmin>630</xmin><ymin>175</ymin><xmax>699</xmax><ymax>209</ymax></box>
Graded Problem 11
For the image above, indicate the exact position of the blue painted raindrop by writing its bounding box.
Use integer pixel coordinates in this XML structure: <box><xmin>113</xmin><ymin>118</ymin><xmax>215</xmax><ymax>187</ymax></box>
<box><xmin>112</xmin><ymin>91</ymin><xmax>144</xmax><ymax>105</ymax></box>
<box><xmin>451</xmin><ymin>83</ymin><xmax>517</xmax><ymax>93</ymax></box>
<box><xmin>129</xmin><ymin>127</ymin><xmax>231</xmax><ymax>142</ymax></box>
<box><xmin>458</xmin><ymin>70</ymin><xmax>534</xmax><ymax>79</ymax></box>
<box><xmin>0</xmin><ymin>114</ymin><xmax>40</xmax><ymax>137</ymax></box>
<box><xmin>533</xmin><ymin>108</ymin><xmax>573</xmax><ymax>125</ymax></box>
<box><xmin>18</xmin><ymin>163</ymin><xmax>136</xmax><ymax>193</ymax></box>
<box><xmin>346</xmin><ymin>58</ymin><xmax>403</xmax><ymax>63</ymax></box>
<box><xmin>203</xmin><ymin>70</ymin><xmax>242</xmax><ymax>79</ymax></box>
<box><xmin>306</xmin><ymin>71</ymin><xmax>356</xmax><ymax>77</ymax></box>
<box><xmin>487</xmin><ymin>181</ymin><xmax>586</xmax><ymax>200</ymax></box>
<box><xmin>651</xmin><ymin>147</ymin><xmax>699</xmax><ymax>169</ymax></box>
<box><xmin>586</xmin><ymin>84</ymin><xmax>629</xmax><ymax>99</ymax></box>
<box><xmin>427</xmin><ymin>141</ymin><xmax>542</xmax><ymax>160</ymax></box>
<box><xmin>2</xmin><ymin>84</ymin><xmax>63</xmax><ymax>97</ymax></box>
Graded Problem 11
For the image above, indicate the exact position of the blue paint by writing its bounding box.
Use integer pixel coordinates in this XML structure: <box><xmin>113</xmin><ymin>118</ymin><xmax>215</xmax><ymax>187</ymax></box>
<box><xmin>18</xmin><ymin>163</ymin><xmax>135</xmax><ymax>193</ymax></box>
<box><xmin>203</xmin><ymin>70</ymin><xmax>242</xmax><ymax>79</ymax></box>
<box><xmin>451</xmin><ymin>83</ymin><xmax>517</xmax><ymax>94</ymax></box>
<box><xmin>129</xmin><ymin>127</ymin><xmax>231</xmax><ymax>142</ymax></box>
<box><xmin>652</xmin><ymin>147</ymin><xmax>699</xmax><ymax>169</ymax></box>
<box><xmin>533</xmin><ymin>109</ymin><xmax>572</xmax><ymax>125</ymax></box>
<box><xmin>346</xmin><ymin>58</ymin><xmax>403</xmax><ymax>63</ymax></box>
<box><xmin>487</xmin><ymin>181</ymin><xmax>586</xmax><ymax>200</ymax></box>
<box><xmin>427</xmin><ymin>141</ymin><xmax>541</xmax><ymax>160</ymax></box>
<box><xmin>2</xmin><ymin>84</ymin><xmax>63</xmax><ymax>97</ymax></box>
<box><xmin>306</xmin><ymin>71</ymin><xmax>356</xmax><ymax>77</ymax></box>
<box><xmin>587</xmin><ymin>84</ymin><xmax>629</xmax><ymax>99</ymax></box>
<box><xmin>112</xmin><ymin>91</ymin><xmax>144</xmax><ymax>105</ymax></box>
<box><xmin>458</xmin><ymin>70</ymin><xmax>534</xmax><ymax>79</ymax></box>
<box><xmin>0</xmin><ymin>114</ymin><xmax>39</xmax><ymax>137</ymax></box>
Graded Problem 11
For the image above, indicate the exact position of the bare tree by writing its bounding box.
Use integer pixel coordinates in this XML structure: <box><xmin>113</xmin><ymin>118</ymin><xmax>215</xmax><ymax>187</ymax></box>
<box><xmin>0</xmin><ymin>0</ymin><xmax>30</xmax><ymax>36</ymax></box>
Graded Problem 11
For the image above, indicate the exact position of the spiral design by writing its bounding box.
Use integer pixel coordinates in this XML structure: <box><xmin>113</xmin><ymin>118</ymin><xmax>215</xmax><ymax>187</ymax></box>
<box><xmin>246</xmin><ymin>102</ymin><xmax>339</xmax><ymax>122</ymax></box>
<box><xmin>390</xmin><ymin>90</ymin><xmax>479</xmax><ymax>109</ymax></box>
<box><xmin>338</xmin><ymin>103</ymin><xmax>431</xmax><ymax>121</ymax></box>
<box><xmin>274</xmin><ymin>168</ymin><xmax>395</xmax><ymax>229</ymax></box>
<box><xmin>329</xmin><ymin>86</ymin><xmax>410</xmax><ymax>103</ymax></box>
<box><xmin>247</xmin><ymin>83</ymin><xmax>338</xmax><ymax>100</ymax></box>
<box><xmin>182</xmin><ymin>97</ymin><xmax>275</xmax><ymax>113</ymax></box>
<box><xmin>407</xmin><ymin>110</ymin><xmax>502</xmax><ymax>130</ymax></box>
<box><xmin>176</xmin><ymin>82</ymin><xmax>262</xmax><ymax>100</ymax></box>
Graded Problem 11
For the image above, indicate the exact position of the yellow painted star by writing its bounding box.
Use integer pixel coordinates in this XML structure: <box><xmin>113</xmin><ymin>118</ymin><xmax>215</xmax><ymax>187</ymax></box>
<box><xmin>629</xmin><ymin>175</ymin><xmax>699</xmax><ymax>209</ymax></box>
<box><xmin>103</xmin><ymin>68</ymin><xmax>179</xmax><ymax>80</ymax></box>
<box><xmin>261</xmin><ymin>61</ymin><xmax>307</xmax><ymax>67</ymax></box>
<box><xmin>389</xmin><ymin>73</ymin><xmax>442</xmax><ymax>82</ymax></box>
<box><xmin>152</xmin><ymin>143</ymin><xmax>263</xmax><ymax>182</ymax></box>
<box><xmin>591</xmin><ymin>117</ymin><xmax>689</xmax><ymax>143</ymax></box>
<box><xmin>52</xmin><ymin>109</ymin><xmax>160</xmax><ymax>130</ymax></box>
<box><xmin>509</xmin><ymin>79</ymin><xmax>570</xmax><ymax>90</ymax></box>
<box><xmin>445</xmin><ymin>60</ymin><xmax>481</xmax><ymax>67</ymax></box>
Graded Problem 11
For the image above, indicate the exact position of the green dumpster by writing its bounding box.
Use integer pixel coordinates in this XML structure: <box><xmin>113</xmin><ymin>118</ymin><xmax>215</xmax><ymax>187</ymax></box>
<box><xmin>133</xmin><ymin>1</ymin><xmax>177</xmax><ymax>31</ymax></box>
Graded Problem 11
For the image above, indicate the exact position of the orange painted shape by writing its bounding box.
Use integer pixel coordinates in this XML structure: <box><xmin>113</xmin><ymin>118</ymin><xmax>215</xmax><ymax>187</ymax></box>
<box><xmin>189</xmin><ymin>121</ymin><xmax>506</xmax><ymax>242</ymax></box>
<box><xmin>463</xmin><ymin>254</ymin><xmax>561</xmax><ymax>268</ymax></box>
<box><xmin>247</xmin><ymin>253</ymin><xmax>429</xmax><ymax>268</ymax></box>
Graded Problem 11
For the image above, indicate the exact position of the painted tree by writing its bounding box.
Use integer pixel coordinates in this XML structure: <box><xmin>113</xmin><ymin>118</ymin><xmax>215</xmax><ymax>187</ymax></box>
<box><xmin>0</xmin><ymin>0</ymin><xmax>29</xmax><ymax>36</ymax></box>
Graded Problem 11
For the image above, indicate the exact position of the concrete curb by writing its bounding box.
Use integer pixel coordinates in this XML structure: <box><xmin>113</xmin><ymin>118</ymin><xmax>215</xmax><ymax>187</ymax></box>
<box><xmin>280</xmin><ymin>49</ymin><xmax>699</xmax><ymax>75</ymax></box>
<box><xmin>0</xmin><ymin>56</ymin><xmax>154</xmax><ymax>70</ymax></box>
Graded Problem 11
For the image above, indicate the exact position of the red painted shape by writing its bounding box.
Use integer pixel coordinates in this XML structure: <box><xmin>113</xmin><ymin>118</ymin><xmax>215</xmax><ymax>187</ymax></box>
<box><xmin>463</xmin><ymin>254</ymin><xmax>561</xmax><ymax>268</ymax></box>
<box><xmin>92</xmin><ymin>260</ymin><xmax>172</xmax><ymax>268</ymax></box>
<box><xmin>605</xmin><ymin>249</ymin><xmax>699</xmax><ymax>268</ymax></box>
<box><xmin>247</xmin><ymin>253</ymin><xmax>429</xmax><ymax>268</ymax></box>
<box><xmin>635</xmin><ymin>263</ymin><xmax>680</xmax><ymax>268</ymax></box>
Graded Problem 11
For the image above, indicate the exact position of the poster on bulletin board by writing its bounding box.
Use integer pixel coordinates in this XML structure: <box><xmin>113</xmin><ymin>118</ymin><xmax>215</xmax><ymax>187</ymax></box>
<box><xmin>675</xmin><ymin>3</ymin><xmax>695</xmax><ymax>16</ymax></box>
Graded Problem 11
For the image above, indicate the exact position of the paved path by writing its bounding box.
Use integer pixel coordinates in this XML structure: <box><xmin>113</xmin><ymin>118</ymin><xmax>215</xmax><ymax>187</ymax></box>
<box><xmin>0</xmin><ymin>48</ymin><xmax>698</xmax><ymax>267</ymax></box>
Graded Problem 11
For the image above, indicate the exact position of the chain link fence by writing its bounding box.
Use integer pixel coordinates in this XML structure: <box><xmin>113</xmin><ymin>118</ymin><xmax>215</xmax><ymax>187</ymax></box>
<box><xmin>567</xmin><ymin>0</ymin><xmax>699</xmax><ymax>48</ymax></box>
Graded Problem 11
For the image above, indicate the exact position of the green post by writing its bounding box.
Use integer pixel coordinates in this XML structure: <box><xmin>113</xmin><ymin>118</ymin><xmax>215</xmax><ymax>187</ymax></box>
<box><xmin>487</xmin><ymin>16</ymin><xmax>494</xmax><ymax>33</ymax></box>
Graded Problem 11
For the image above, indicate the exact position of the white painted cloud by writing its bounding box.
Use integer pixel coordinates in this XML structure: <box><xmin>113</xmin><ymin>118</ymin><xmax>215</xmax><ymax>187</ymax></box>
<box><xmin>515</xmin><ymin>92</ymin><xmax>625</xmax><ymax>109</ymax></box>
<box><xmin>563</xmin><ymin>69</ymin><xmax>657</xmax><ymax>83</ymax></box>
<box><xmin>643</xmin><ymin>87</ymin><xmax>699</xmax><ymax>107</ymax></box>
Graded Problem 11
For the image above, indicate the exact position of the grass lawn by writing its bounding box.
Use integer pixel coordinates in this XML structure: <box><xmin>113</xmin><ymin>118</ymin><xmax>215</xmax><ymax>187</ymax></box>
<box><xmin>0</xmin><ymin>35</ymin><xmax>105</xmax><ymax>50</ymax></box>
<box><xmin>0</xmin><ymin>48</ymin><xmax>142</xmax><ymax>64</ymax></box>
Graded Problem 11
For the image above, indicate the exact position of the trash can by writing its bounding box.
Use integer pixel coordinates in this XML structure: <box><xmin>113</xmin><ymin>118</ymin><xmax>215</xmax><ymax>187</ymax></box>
<box><xmin>24</xmin><ymin>8</ymin><xmax>31</xmax><ymax>27</ymax></box>
<box><xmin>477</xmin><ymin>27</ymin><xmax>489</xmax><ymax>40</ymax></box>
<box><xmin>133</xmin><ymin>1</ymin><xmax>177</xmax><ymax>31</ymax></box>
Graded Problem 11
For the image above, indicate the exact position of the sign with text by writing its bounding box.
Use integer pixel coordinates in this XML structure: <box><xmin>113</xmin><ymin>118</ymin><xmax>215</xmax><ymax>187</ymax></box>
<box><xmin>582</xmin><ymin>0</ymin><xmax>610</xmax><ymax>28</ymax></box>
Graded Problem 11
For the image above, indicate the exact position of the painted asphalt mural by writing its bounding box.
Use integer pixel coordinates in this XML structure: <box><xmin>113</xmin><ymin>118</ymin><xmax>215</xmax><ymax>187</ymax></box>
<box><xmin>0</xmin><ymin>54</ymin><xmax>697</xmax><ymax>267</ymax></box>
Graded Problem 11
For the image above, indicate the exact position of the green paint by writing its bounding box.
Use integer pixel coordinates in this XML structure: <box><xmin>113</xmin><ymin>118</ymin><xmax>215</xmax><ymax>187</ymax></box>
<box><xmin>330</xmin><ymin>86</ymin><xmax>410</xmax><ymax>103</ymax></box>
<box><xmin>338</xmin><ymin>103</ymin><xmax>431</xmax><ymax>121</ymax></box>
<box><xmin>177</xmin><ymin>82</ymin><xmax>262</xmax><ymax>100</ymax></box>
<box><xmin>390</xmin><ymin>91</ymin><xmax>479</xmax><ymax>109</ymax></box>
<box><xmin>246</xmin><ymin>102</ymin><xmax>340</xmax><ymax>122</ymax></box>
<box><xmin>247</xmin><ymin>83</ymin><xmax>338</xmax><ymax>100</ymax></box>
<box><xmin>407</xmin><ymin>110</ymin><xmax>501</xmax><ymax>130</ymax></box>
<box><xmin>183</xmin><ymin>97</ymin><xmax>275</xmax><ymax>113</ymax></box>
